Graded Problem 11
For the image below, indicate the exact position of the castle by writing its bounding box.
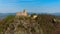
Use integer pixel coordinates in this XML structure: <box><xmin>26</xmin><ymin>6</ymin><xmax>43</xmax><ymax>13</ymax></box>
<box><xmin>16</xmin><ymin>10</ymin><xmax>37</xmax><ymax>19</ymax></box>
<box><xmin>16</xmin><ymin>10</ymin><xmax>28</xmax><ymax>16</ymax></box>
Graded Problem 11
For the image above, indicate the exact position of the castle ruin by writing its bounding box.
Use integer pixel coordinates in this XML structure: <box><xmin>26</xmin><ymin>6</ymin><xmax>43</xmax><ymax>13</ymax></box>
<box><xmin>16</xmin><ymin>10</ymin><xmax>28</xmax><ymax>16</ymax></box>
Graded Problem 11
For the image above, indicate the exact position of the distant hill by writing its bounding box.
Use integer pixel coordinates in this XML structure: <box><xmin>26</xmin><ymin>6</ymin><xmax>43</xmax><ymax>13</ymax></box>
<box><xmin>28</xmin><ymin>12</ymin><xmax>60</xmax><ymax>16</ymax></box>
<box><xmin>50</xmin><ymin>13</ymin><xmax>60</xmax><ymax>16</ymax></box>
<box><xmin>0</xmin><ymin>12</ymin><xmax>60</xmax><ymax>19</ymax></box>
<box><xmin>0</xmin><ymin>13</ymin><xmax>15</xmax><ymax>19</ymax></box>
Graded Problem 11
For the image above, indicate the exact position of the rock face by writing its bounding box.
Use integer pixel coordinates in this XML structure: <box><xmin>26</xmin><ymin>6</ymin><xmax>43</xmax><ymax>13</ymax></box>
<box><xmin>4</xmin><ymin>17</ymin><xmax>41</xmax><ymax>34</ymax></box>
<box><xmin>0</xmin><ymin>14</ymin><xmax>60</xmax><ymax>34</ymax></box>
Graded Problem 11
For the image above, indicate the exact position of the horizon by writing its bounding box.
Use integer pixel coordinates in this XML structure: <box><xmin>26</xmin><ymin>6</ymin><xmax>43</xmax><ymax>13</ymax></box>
<box><xmin>0</xmin><ymin>0</ymin><xmax>60</xmax><ymax>13</ymax></box>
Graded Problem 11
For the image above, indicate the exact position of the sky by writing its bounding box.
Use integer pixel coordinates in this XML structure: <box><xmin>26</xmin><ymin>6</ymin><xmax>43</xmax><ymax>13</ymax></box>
<box><xmin>0</xmin><ymin>0</ymin><xmax>60</xmax><ymax>13</ymax></box>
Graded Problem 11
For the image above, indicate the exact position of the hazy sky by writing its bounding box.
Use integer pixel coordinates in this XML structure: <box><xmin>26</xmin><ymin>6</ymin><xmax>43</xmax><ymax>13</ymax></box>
<box><xmin>0</xmin><ymin>0</ymin><xmax>60</xmax><ymax>13</ymax></box>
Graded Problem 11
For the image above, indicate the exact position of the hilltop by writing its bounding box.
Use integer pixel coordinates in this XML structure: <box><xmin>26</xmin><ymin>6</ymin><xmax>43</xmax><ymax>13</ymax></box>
<box><xmin>0</xmin><ymin>14</ymin><xmax>60</xmax><ymax>34</ymax></box>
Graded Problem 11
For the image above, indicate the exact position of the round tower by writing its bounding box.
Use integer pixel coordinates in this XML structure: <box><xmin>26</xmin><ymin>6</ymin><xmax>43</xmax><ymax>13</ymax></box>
<box><xmin>23</xmin><ymin>9</ymin><xmax>27</xmax><ymax>13</ymax></box>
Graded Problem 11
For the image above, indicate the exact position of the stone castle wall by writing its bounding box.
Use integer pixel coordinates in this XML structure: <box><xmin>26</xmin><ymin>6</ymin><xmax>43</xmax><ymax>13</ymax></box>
<box><xmin>16</xmin><ymin>10</ymin><xmax>27</xmax><ymax>16</ymax></box>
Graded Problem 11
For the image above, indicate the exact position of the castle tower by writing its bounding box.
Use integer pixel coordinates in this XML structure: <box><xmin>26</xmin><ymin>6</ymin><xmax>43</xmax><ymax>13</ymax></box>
<box><xmin>23</xmin><ymin>9</ymin><xmax>27</xmax><ymax>16</ymax></box>
<box><xmin>23</xmin><ymin>9</ymin><xmax>27</xmax><ymax>13</ymax></box>
<box><xmin>23</xmin><ymin>9</ymin><xmax>26</xmax><ymax>12</ymax></box>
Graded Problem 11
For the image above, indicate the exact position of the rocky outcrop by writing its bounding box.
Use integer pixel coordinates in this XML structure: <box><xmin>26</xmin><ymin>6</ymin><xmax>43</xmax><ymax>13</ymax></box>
<box><xmin>0</xmin><ymin>14</ymin><xmax>60</xmax><ymax>34</ymax></box>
